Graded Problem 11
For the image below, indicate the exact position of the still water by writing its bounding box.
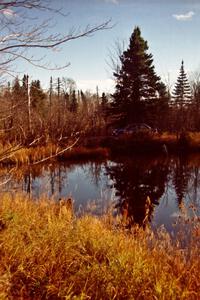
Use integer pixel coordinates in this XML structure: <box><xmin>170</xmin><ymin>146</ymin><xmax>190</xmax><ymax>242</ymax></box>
<box><xmin>1</xmin><ymin>154</ymin><xmax>200</xmax><ymax>231</ymax></box>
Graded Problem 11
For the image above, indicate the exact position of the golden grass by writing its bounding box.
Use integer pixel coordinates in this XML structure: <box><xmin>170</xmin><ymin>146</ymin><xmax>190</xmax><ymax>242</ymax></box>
<box><xmin>2</xmin><ymin>131</ymin><xmax>200</xmax><ymax>166</ymax></box>
<box><xmin>0</xmin><ymin>194</ymin><xmax>200</xmax><ymax>299</ymax></box>
<box><xmin>0</xmin><ymin>144</ymin><xmax>109</xmax><ymax>166</ymax></box>
<box><xmin>153</xmin><ymin>132</ymin><xmax>177</xmax><ymax>143</ymax></box>
<box><xmin>156</xmin><ymin>131</ymin><xmax>200</xmax><ymax>146</ymax></box>
<box><xmin>0</xmin><ymin>143</ymin><xmax>59</xmax><ymax>165</ymax></box>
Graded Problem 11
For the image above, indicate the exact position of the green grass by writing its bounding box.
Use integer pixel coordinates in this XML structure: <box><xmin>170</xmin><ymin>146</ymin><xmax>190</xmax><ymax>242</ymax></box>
<box><xmin>0</xmin><ymin>194</ymin><xmax>200</xmax><ymax>299</ymax></box>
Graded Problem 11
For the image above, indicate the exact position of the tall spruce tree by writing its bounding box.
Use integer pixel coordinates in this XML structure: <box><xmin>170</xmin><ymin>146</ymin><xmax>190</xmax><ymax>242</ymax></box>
<box><xmin>173</xmin><ymin>60</ymin><xmax>191</xmax><ymax>108</ymax></box>
<box><xmin>111</xmin><ymin>26</ymin><xmax>164</xmax><ymax>126</ymax></box>
<box><xmin>173</xmin><ymin>61</ymin><xmax>192</xmax><ymax>132</ymax></box>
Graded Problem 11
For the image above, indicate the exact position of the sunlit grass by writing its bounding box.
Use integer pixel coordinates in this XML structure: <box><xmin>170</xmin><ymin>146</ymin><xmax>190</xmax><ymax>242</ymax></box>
<box><xmin>0</xmin><ymin>194</ymin><xmax>199</xmax><ymax>299</ymax></box>
<box><xmin>154</xmin><ymin>131</ymin><xmax>177</xmax><ymax>142</ymax></box>
<box><xmin>0</xmin><ymin>143</ymin><xmax>109</xmax><ymax>166</ymax></box>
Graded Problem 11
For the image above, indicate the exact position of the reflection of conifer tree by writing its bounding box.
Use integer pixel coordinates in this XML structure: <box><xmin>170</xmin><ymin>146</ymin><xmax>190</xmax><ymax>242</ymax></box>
<box><xmin>50</xmin><ymin>169</ymin><xmax>55</xmax><ymax>196</ymax></box>
<box><xmin>58</xmin><ymin>166</ymin><xmax>62</xmax><ymax>194</ymax></box>
<box><xmin>107</xmin><ymin>157</ymin><xmax>169</xmax><ymax>226</ymax></box>
<box><xmin>173</xmin><ymin>156</ymin><xmax>191</xmax><ymax>206</ymax></box>
<box><xmin>23</xmin><ymin>168</ymin><xmax>32</xmax><ymax>197</ymax></box>
<box><xmin>193</xmin><ymin>167</ymin><xmax>199</xmax><ymax>203</ymax></box>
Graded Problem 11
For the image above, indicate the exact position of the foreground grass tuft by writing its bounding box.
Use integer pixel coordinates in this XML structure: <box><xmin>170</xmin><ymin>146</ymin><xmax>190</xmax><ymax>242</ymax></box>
<box><xmin>0</xmin><ymin>194</ymin><xmax>200</xmax><ymax>299</ymax></box>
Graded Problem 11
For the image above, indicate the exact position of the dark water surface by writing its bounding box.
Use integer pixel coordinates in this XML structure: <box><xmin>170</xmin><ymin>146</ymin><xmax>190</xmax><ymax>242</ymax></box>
<box><xmin>1</xmin><ymin>154</ymin><xmax>200</xmax><ymax>231</ymax></box>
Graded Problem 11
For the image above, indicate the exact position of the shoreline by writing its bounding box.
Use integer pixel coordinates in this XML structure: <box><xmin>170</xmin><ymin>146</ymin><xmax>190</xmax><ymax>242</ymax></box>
<box><xmin>1</xmin><ymin>132</ymin><xmax>200</xmax><ymax>166</ymax></box>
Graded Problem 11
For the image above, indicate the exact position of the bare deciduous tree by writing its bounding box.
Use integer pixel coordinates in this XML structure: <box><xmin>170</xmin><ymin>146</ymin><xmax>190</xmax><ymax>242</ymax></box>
<box><xmin>106</xmin><ymin>38</ymin><xmax>126</xmax><ymax>76</ymax></box>
<box><xmin>0</xmin><ymin>0</ymin><xmax>111</xmax><ymax>74</ymax></box>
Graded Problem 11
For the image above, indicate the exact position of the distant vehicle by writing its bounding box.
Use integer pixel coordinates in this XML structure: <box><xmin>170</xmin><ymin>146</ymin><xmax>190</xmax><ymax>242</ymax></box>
<box><xmin>125</xmin><ymin>123</ymin><xmax>153</xmax><ymax>134</ymax></box>
<box><xmin>112</xmin><ymin>128</ymin><xmax>126</xmax><ymax>136</ymax></box>
<box><xmin>112</xmin><ymin>123</ymin><xmax>155</xmax><ymax>137</ymax></box>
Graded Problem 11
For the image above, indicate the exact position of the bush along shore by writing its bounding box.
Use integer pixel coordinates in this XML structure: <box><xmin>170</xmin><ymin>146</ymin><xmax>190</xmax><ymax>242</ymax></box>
<box><xmin>0</xmin><ymin>194</ymin><xmax>200</xmax><ymax>299</ymax></box>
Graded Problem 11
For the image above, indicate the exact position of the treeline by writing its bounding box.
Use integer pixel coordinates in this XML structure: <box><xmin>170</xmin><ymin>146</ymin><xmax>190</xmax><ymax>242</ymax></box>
<box><xmin>0</xmin><ymin>76</ymin><xmax>109</xmax><ymax>145</ymax></box>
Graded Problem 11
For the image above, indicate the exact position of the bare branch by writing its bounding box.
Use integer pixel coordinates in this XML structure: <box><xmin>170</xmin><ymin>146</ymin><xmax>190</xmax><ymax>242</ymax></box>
<box><xmin>31</xmin><ymin>137</ymin><xmax>79</xmax><ymax>166</ymax></box>
<box><xmin>0</xmin><ymin>21</ymin><xmax>112</xmax><ymax>52</ymax></box>
<box><xmin>0</xmin><ymin>1</ymin><xmax>112</xmax><ymax>72</ymax></box>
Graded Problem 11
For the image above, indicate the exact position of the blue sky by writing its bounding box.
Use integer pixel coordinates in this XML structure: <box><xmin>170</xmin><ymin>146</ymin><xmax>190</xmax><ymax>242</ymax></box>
<box><xmin>12</xmin><ymin>0</ymin><xmax>200</xmax><ymax>92</ymax></box>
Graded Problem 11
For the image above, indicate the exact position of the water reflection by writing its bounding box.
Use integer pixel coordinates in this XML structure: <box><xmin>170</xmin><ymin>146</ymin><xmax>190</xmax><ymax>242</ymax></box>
<box><xmin>1</xmin><ymin>162</ymin><xmax>111</xmax><ymax>213</ymax></box>
<box><xmin>173</xmin><ymin>155</ymin><xmax>191</xmax><ymax>207</ymax></box>
<box><xmin>107</xmin><ymin>155</ymin><xmax>200</xmax><ymax>230</ymax></box>
<box><xmin>0</xmin><ymin>154</ymin><xmax>200</xmax><ymax>229</ymax></box>
<box><xmin>106</xmin><ymin>156</ymin><xmax>169</xmax><ymax>227</ymax></box>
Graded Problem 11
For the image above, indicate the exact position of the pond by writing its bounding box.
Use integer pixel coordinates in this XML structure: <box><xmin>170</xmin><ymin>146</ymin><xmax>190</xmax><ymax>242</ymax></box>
<box><xmin>1</xmin><ymin>153</ymin><xmax>200</xmax><ymax>231</ymax></box>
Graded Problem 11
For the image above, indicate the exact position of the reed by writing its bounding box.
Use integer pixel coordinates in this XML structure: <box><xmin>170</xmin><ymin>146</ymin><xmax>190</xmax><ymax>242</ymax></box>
<box><xmin>0</xmin><ymin>194</ymin><xmax>199</xmax><ymax>299</ymax></box>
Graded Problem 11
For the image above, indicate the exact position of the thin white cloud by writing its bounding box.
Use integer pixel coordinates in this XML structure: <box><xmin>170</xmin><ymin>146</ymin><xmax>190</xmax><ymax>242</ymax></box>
<box><xmin>0</xmin><ymin>8</ymin><xmax>16</xmax><ymax>17</ymax></box>
<box><xmin>104</xmin><ymin>0</ymin><xmax>119</xmax><ymax>4</ymax></box>
<box><xmin>173</xmin><ymin>11</ymin><xmax>195</xmax><ymax>21</ymax></box>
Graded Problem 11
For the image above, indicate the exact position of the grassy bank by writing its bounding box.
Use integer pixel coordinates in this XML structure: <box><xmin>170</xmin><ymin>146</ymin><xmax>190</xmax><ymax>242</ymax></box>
<box><xmin>1</xmin><ymin>131</ymin><xmax>200</xmax><ymax>166</ymax></box>
<box><xmin>0</xmin><ymin>194</ymin><xmax>199</xmax><ymax>299</ymax></box>
<box><xmin>0</xmin><ymin>143</ymin><xmax>110</xmax><ymax>166</ymax></box>
<box><xmin>104</xmin><ymin>132</ymin><xmax>200</xmax><ymax>154</ymax></box>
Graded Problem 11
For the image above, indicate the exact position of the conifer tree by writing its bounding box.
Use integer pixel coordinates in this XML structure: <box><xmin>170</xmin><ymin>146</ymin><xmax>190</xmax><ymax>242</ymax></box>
<box><xmin>30</xmin><ymin>80</ymin><xmax>46</xmax><ymax>110</ymax></box>
<box><xmin>101</xmin><ymin>92</ymin><xmax>108</xmax><ymax>119</ymax></box>
<box><xmin>111</xmin><ymin>26</ymin><xmax>164</xmax><ymax>126</ymax></box>
<box><xmin>81</xmin><ymin>90</ymin><xmax>88</xmax><ymax>113</ymax></box>
<box><xmin>12</xmin><ymin>77</ymin><xmax>22</xmax><ymax>100</ymax></box>
<box><xmin>57</xmin><ymin>77</ymin><xmax>61</xmax><ymax>100</ymax></box>
<box><xmin>49</xmin><ymin>76</ymin><xmax>53</xmax><ymax>108</ymax></box>
<box><xmin>22</xmin><ymin>74</ymin><xmax>28</xmax><ymax>99</ymax></box>
<box><xmin>173</xmin><ymin>61</ymin><xmax>192</xmax><ymax>132</ymax></box>
<box><xmin>64</xmin><ymin>92</ymin><xmax>70</xmax><ymax>110</ymax></box>
<box><xmin>70</xmin><ymin>90</ymin><xmax>78</xmax><ymax>113</ymax></box>
<box><xmin>173</xmin><ymin>60</ymin><xmax>191</xmax><ymax>107</ymax></box>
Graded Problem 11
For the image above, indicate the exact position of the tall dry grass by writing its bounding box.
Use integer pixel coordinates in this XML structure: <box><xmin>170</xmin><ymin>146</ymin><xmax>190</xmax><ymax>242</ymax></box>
<box><xmin>0</xmin><ymin>143</ymin><xmax>109</xmax><ymax>166</ymax></box>
<box><xmin>0</xmin><ymin>194</ymin><xmax>200</xmax><ymax>299</ymax></box>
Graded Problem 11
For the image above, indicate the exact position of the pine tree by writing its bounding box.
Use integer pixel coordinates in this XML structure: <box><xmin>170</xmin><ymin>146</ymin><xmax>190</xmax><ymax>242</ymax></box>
<box><xmin>12</xmin><ymin>76</ymin><xmax>26</xmax><ymax>107</ymax></box>
<box><xmin>12</xmin><ymin>77</ymin><xmax>22</xmax><ymax>100</ymax></box>
<box><xmin>111</xmin><ymin>26</ymin><xmax>163</xmax><ymax>126</ymax></box>
<box><xmin>191</xmin><ymin>76</ymin><xmax>200</xmax><ymax>130</ymax></box>
<box><xmin>22</xmin><ymin>74</ymin><xmax>28</xmax><ymax>99</ymax></box>
<box><xmin>30</xmin><ymin>80</ymin><xmax>46</xmax><ymax>110</ymax></box>
<box><xmin>64</xmin><ymin>92</ymin><xmax>70</xmax><ymax>110</ymax></box>
<box><xmin>173</xmin><ymin>60</ymin><xmax>191</xmax><ymax>108</ymax></box>
<box><xmin>101</xmin><ymin>92</ymin><xmax>108</xmax><ymax>119</ymax></box>
<box><xmin>49</xmin><ymin>76</ymin><xmax>53</xmax><ymax>108</ymax></box>
<box><xmin>57</xmin><ymin>77</ymin><xmax>61</xmax><ymax>99</ymax></box>
<box><xmin>81</xmin><ymin>90</ymin><xmax>88</xmax><ymax>113</ymax></box>
<box><xmin>70</xmin><ymin>90</ymin><xmax>78</xmax><ymax>113</ymax></box>
<box><xmin>172</xmin><ymin>61</ymin><xmax>192</xmax><ymax>132</ymax></box>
